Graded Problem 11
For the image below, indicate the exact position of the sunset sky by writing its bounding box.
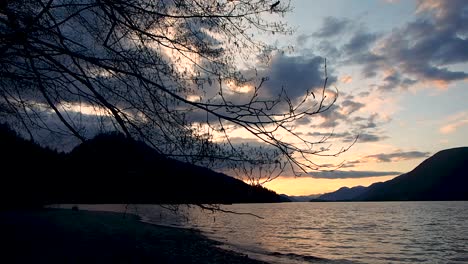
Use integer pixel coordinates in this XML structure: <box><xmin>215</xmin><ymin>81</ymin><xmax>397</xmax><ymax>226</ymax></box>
<box><xmin>260</xmin><ymin>0</ymin><xmax>468</xmax><ymax>195</ymax></box>
<box><xmin>13</xmin><ymin>0</ymin><xmax>467</xmax><ymax>197</ymax></box>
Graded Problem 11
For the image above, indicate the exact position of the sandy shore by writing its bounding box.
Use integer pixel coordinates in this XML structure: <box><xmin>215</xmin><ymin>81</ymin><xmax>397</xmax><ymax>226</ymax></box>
<box><xmin>0</xmin><ymin>208</ymin><xmax>266</xmax><ymax>263</ymax></box>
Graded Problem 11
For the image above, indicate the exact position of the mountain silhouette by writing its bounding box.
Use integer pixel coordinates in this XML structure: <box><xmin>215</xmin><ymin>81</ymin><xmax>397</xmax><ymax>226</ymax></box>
<box><xmin>282</xmin><ymin>194</ymin><xmax>321</xmax><ymax>202</ymax></box>
<box><xmin>0</xmin><ymin>125</ymin><xmax>286</xmax><ymax>207</ymax></box>
<box><xmin>356</xmin><ymin>147</ymin><xmax>468</xmax><ymax>201</ymax></box>
<box><xmin>1</xmin><ymin>124</ymin><xmax>64</xmax><ymax>207</ymax></box>
<box><xmin>316</xmin><ymin>186</ymin><xmax>368</xmax><ymax>201</ymax></box>
<box><xmin>312</xmin><ymin>147</ymin><xmax>468</xmax><ymax>202</ymax></box>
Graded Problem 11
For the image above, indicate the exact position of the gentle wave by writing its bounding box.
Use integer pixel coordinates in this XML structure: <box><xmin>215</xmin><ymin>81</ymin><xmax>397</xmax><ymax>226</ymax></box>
<box><xmin>267</xmin><ymin>252</ymin><xmax>359</xmax><ymax>263</ymax></box>
<box><xmin>55</xmin><ymin>202</ymin><xmax>468</xmax><ymax>264</ymax></box>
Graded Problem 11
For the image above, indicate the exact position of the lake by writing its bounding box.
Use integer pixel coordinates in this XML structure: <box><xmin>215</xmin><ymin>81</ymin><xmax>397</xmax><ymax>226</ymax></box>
<box><xmin>69</xmin><ymin>202</ymin><xmax>468</xmax><ymax>264</ymax></box>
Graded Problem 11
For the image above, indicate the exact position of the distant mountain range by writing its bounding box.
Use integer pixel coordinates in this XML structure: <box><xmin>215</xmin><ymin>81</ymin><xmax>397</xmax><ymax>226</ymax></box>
<box><xmin>281</xmin><ymin>194</ymin><xmax>321</xmax><ymax>202</ymax></box>
<box><xmin>312</xmin><ymin>147</ymin><xmax>468</xmax><ymax>201</ymax></box>
<box><xmin>316</xmin><ymin>186</ymin><xmax>368</xmax><ymax>201</ymax></box>
<box><xmin>0</xmin><ymin>125</ymin><xmax>287</xmax><ymax>207</ymax></box>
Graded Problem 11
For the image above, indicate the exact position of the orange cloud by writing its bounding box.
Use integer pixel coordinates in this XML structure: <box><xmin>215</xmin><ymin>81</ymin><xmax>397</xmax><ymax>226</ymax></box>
<box><xmin>430</xmin><ymin>79</ymin><xmax>449</xmax><ymax>89</ymax></box>
<box><xmin>440</xmin><ymin>120</ymin><xmax>468</xmax><ymax>134</ymax></box>
<box><xmin>340</xmin><ymin>75</ymin><xmax>353</xmax><ymax>84</ymax></box>
<box><xmin>416</xmin><ymin>0</ymin><xmax>443</xmax><ymax>16</ymax></box>
<box><xmin>440</xmin><ymin>112</ymin><xmax>468</xmax><ymax>134</ymax></box>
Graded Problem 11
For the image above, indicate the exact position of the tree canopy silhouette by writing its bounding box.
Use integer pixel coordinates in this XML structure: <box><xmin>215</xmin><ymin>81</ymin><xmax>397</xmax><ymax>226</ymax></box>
<box><xmin>0</xmin><ymin>0</ymin><xmax>353</xmax><ymax>183</ymax></box>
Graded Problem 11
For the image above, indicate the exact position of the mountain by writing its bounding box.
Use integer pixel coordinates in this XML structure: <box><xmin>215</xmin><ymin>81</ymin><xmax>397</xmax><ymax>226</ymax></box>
<box><xmin>279</xmin><ymin>194</ymin><xmax>294</xmax><ymax>202</ymax></box>
<box><xmin>357</xmin><ymin>147</ymin><xmax>468</xmax><ymax>201</ymax></box>
<box><xmin>316</xmin><ymin>186</ymin><xmax>367</xmax><ymax>201</ymax></box>
<box><xmin>0</xmin><ymin>125</ymin><xmax>285</xmax><ymax>207</ymax></box>
<box><xmin>284</xmin><ymin>194</ymin><xmax>322</xmax><ymax>202</ymax></box>
<box><xmin>307</xmin><ymin>147</ymin><xmax>468</xmax><ymax>202</ymax></box>
<box><xmin>0</xmin><ymin>124</ymin><xmax>65</xmax><ymax>207</ymax></box>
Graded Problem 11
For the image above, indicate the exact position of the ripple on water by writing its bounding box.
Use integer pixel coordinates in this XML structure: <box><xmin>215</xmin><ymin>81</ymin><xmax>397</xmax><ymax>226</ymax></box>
<box><xmin>61</xmin><ymin>202</ymin><xmax>468</xmax><ymax>264</ymax></box>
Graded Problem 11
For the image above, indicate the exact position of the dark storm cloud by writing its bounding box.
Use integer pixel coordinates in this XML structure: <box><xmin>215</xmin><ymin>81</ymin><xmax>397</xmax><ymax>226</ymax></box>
<box><xmin>307</xmin><ymin>170</ymin><xmax>400</xmax><ymax>179</ymax></box>
<box><xmin>313</xmin><ymin>17</ymin><xmax>351</xmax><ymax>38</ymax></box>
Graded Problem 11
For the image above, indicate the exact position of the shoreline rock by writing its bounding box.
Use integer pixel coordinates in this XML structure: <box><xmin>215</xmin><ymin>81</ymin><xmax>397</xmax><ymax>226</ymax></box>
<box><xmin>0</xmin><ymin>208</ymin><xmax>267</xmax><ymax>263</ymax></box>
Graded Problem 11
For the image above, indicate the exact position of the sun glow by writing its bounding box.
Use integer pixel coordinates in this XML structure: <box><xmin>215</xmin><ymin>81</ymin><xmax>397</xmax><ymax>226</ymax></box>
<box><xmin>264</xmin><ymin>175</ymin><xmax>397</xmax><ymax>196</ymax></box>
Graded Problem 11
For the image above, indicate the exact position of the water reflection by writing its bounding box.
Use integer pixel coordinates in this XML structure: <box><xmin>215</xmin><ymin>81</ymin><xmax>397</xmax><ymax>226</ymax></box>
<box><xmin>60</xmin><ymin>202</ymin><xmax>468</xmax><ymax>264</ymax></box>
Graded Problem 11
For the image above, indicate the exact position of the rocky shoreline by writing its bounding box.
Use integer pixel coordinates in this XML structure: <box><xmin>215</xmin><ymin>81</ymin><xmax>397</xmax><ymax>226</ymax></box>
<box><xmin>0</xmin><ymin>208</ymin><xmax>266</xmax><ymax>263</ymax></box>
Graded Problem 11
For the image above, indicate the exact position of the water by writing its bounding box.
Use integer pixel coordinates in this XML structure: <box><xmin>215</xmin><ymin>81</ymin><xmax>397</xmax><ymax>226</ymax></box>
<box><xmin>67</xmin><ymin>202</ymin><xmax>468</xmax><ymax>264</ymax></box>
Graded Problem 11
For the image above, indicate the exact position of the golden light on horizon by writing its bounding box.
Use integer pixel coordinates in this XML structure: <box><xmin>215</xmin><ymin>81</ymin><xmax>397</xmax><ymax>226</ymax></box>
<box><xmin>263</xmin><ymin>175</ymin><xmax>397</xmax><ymax>196</ymax></box>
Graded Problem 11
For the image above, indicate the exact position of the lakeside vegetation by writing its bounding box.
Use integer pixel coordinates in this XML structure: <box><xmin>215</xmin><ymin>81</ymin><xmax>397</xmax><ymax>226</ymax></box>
<box><xmin>1</xmin><ymin>124</ymin><xmax>287</xmax><ymax>209</ymax></box>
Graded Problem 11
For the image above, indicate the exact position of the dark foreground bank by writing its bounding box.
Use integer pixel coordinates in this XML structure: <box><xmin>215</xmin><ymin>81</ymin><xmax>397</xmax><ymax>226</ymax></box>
<box><xmin>0</xmin><ymin>208</ymin><xmax>266</xmax><ymax>263</ymax></box>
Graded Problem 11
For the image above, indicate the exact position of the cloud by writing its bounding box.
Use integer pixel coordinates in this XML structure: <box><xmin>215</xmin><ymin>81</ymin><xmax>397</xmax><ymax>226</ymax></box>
<box><xmin>352</xmin><ymin>113</ymin><xmax>381</xmax><ymax>129</ymax></box>
<box><xmin>306</xmin><ymin>128</ymin><xmax>387</xmax><ymax>144</ymax></box>
<box><xmin>316</xmin><ymin>40</ymin><xmax>343</xmax><ymax>59</ymax></box>
<box><xmin>362</xmin><ymin>151</ymin><xmax>430</xmax><ymax>162</ymax></box>
<box><xmin>185</xmin><ymin>52</ymin><xmax>338</xmax><ymax>124</ymax></box>
<box><xmin>307</xmin><ymin>131</ymin><xmax>350</xmax><ymax>138</ymax></box>
<box><xmin>307</xmin><ymin>170</ymin><xmax>400</xmax><ymax>179</ymax></box>
<box><xmin>353</xmin><ymin>53</ymin><xmax>385</xmax><ymax>78</ymax></box>
<box><xmin>440</xmin><ymin>120</ymin><xmax>468</xmax><ymax>134</ymax></box>
<box><xmin>358</xmin><ymin>91</ymin><xmax>370</xmax><ymax>97</ymax></box>
<box><xmin>314</xmin><ymin>105</ymin><xmax>347</xmax><ymax>128</ymax></box>
<box><xmin>340</xmin><ymin>75</ymin><xmax>353</xmax><ymax>84</ymax></box>
<box><xmin>341</xmin><ymin>99</ymin><xmax>364</xmax><ymax>114</ymax></box>
<box><xmin>342</xmin><ymin>150</ymin><xmax>431</xmax><ymax>168</ymax></box>
<box><xmin>381</xmin><ymin>2</ymin><xmax>468</xmax><ymax>78</ymax></box>
<box><xmin>296</xmin><ymin>33</ymin><xmax>313</xmax><ymax>46</ymax></box>
<box><xmin>313</xmin><ymin>17</ymin><xmax>351</xmax><ymax>38</ymax></box>
<box><xmin>7</xmin><ymin>104</ymin><xmax>119</xmax><ymax>151</ymax></box>
<box><xmin>343</xmin><ymin>132</ymin><xmax>388</xmax><ymax>143</ymax></box>
<box><xmin>440</xmin><ymin>111</ymin><xmax>468</xmax><ymax>134</ymax></box>
<box><xmin>337</xmin><ymin>0</ymin><xmax>468</xmax><ymax>90</ymax></box>
<box><xmin>377</xmin><ymin>71</ymin><xmax>417</xmax><ymax>92</ymax></box>
<box><xmin>343</xmin><ymin>31</ymin><xmax>378</xmax><ymax>54</ymax></box>
<box><xmin>253</xmin><ymin>53</ymin><xmax>334</xmax><ymax>100</ymax></box>
<box><xmin>307</xmin><ymin>97</ymin><xmax>368</xmax><ymax>128</ymax></box>
<box><xmin>306</xmin><ymin>103</ymin><xmax>389</xmax><ymax>139</ymax></box>
<box><xmin>223</xmin><ymin>137</ymin><xmax>269</xmax><ymax>148</ymax></box>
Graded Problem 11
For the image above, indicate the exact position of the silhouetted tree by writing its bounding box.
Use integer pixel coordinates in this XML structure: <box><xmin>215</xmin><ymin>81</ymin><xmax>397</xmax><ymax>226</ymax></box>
<box><xmin>0</xmin><ymin>125</ymin><xmax>288</xmax><ymax>207</ymax></box>
<box><xmin>0</xmin><ymin>0</ymin><xmax>353</xmax><ymax>183</ymax></box>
